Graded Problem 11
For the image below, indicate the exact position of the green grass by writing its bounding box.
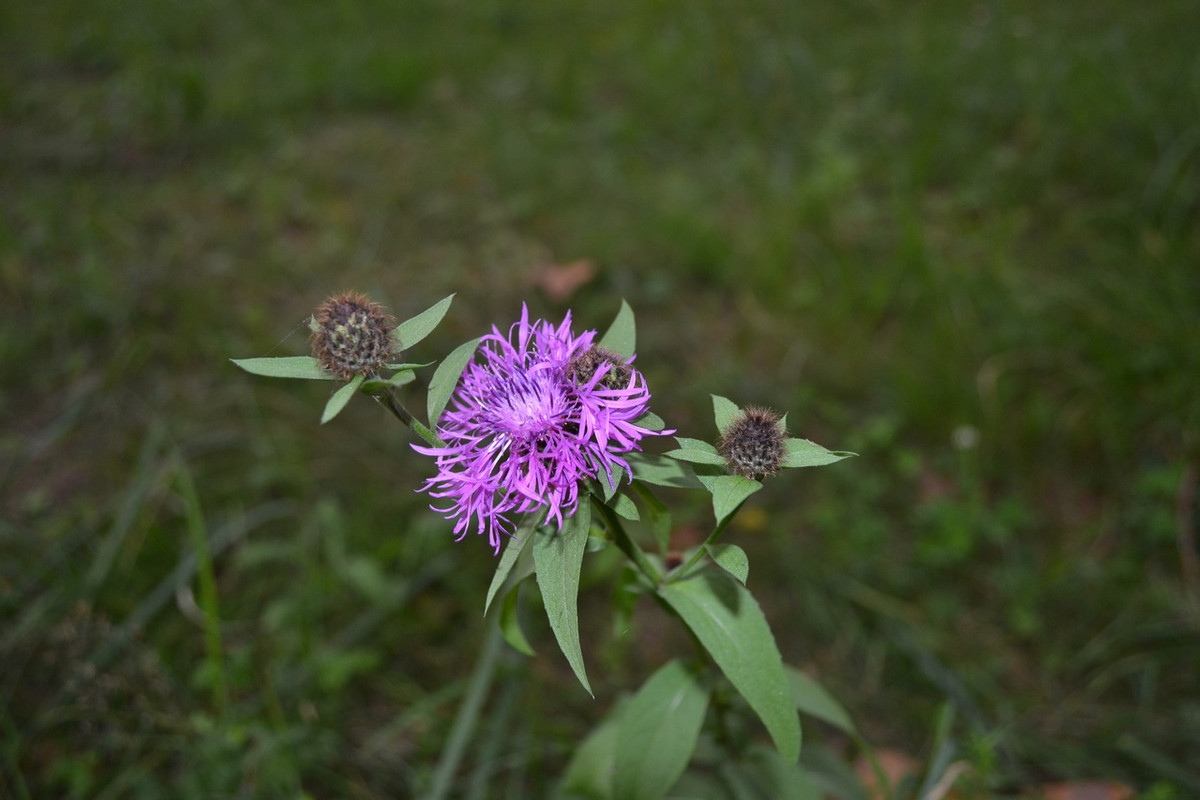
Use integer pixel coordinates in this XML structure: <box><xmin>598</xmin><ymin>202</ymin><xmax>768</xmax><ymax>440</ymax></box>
<box><xmin>3</xmin><ymin>0</ymin><xmax>1199</xmax><ymax>796</ymax></box>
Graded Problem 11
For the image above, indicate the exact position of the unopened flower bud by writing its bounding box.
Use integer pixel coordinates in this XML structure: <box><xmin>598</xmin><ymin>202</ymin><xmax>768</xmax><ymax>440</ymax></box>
<box><xmin>310</xmin><ymin>291</ymin><xmax>396</xmax><ymax>380</ymax></box>
<box><xmin>717</xmin><ymin>406</ymin><xmax>786</xmax><ymax>480</ymax></box>
<box><xmin>567</xmin><ymin>345</ymin><xmax>633</xmax><ymax>390</ymax></box>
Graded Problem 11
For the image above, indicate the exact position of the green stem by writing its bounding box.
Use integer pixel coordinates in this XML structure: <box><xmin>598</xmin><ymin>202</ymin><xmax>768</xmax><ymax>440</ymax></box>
<box><xmin>673</xmin><ymin>499</ymin><xmax>746</xmax><ymax>579</ymax></box>
<box><xmin>427</xmin><ymin>614</ymin><xmax>505</xmax><ymax>800</ymax></box>
<box><xmin>592</xmin><ymin>497</ymin><xmax>661</xmax><ymax>584</ymax></box>
<box><xmin>369</xmin><ymin>386</ymin><xmax>441</xmax><ymax>446</ymax></box>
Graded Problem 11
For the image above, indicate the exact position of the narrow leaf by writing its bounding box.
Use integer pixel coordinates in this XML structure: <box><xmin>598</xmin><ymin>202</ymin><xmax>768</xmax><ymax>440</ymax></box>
<box><xmin>660</xmin><ymin>570</ymin><xmax>800</xmax><ymax>762</ymax></box>
<box><xmin>533</xmin><ymin>504</ymin><xmax>593</xmax><ymax>695</ymax></box>
<box><xmin>697</xmin><ymin>474</ymin><xmax>762</xmax><ymax>526</ymax></box>
<box><xmin>320</xmin><ymin>374</ymin><xmax>364</xmax><ymax>424</ymax></box>
<box><xmin>745</xmin><ymin>745</ymin><xmax>822</xmax><ymax>800</ymax></box>
<box><xmin>613</xmin><ymin>660</ymin><xmax>711</xmax><ymax>800</ymax></box>
<box><xmin>782</xmin><ymin>439</ymin><xmax>856</xmax><ymax>468</ymax></box>
<box><xmin>598</xmin><ymin>299</ymin><xmax>636</xmax><ymax>357</ymax></box>
<box><xmin>610</xmin><ymin>493</ymin><xmax>640</xmax><ymax>522</ymax></box>
<box><xmin>600</xmin><ymin>464</ymin><xmax>625</xmax><ymax>501</ymax></box>
<box><xmin>427</xmin><ymin>336</ymin><xmax>480</xmax><ymax>427</ymax></box>
<box><xmin>231</xmin><ymin>356</ymin><xmax>335</xmax><ymax>380</ymax></box>
<box><xmin>625</xmin><ymin>453</ymin><xmax>704</xmax><ymax>489</ymax></box>
<box><xmin>560</xmin><ymin>700</ymin><xmax>626</xmax><ymax>799</ymax></box>
<box><xmin>394</xmin><ymin>294</ymin><xmax>455</xmax><ymax>351</ymax></box>
<box><xmin>484</xmin><ymin>513</ymin><xmax>540</xmax><ymax>616</ymax></box>
<box><xmin>786</xmin><ymin>667</ymin><xmax>856</xmax><ymax>735</ymax></box>
<box><xmin>631</xmin><ymin>483</ymin><xmax>671</xmax><ymax>553</ymax></box>
<box><xmin>361</xmin><ymin>370</ymin><xmax>415</xmax><ymax>393</ymax></box>
<box><xmin>706</xmin><ymin>543</ymin><xmax>749</xmax><ymax>585</ymax></box>
<box><xmin>633</xmin><ymin>411</ymin><xmax>666</xmax><ymax>431</ymax></box>
<box><xmin>712</xmin><ymin>395</ymin><xmax>741</xmax><ymax>434</ymax></box>
<box><xmin>674</xmin><ymin>437</ymin><xmax>719</xmax><ymax>454</ymax></box>
<box><xmin>665</xmin><ymin>448</ymin><xmax>727</xmax><ymax>466</ymax></box>
<box><xmin>499</xmin><ymin>582</ymin><xmax>535</xmax><ymax>656</ymax></box>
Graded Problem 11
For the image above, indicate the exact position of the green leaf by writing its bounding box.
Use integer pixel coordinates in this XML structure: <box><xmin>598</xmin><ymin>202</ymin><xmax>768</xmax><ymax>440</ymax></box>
<box><xmin>712</xmin><ymin>394</ymin><xmax>741</xmax><ymax>434</ymax></box>
<box><xmin>706</xmin><ymin>543</ymin><xmax>749</xmax><ymax>585</ymax></box>
<box><xmin>613</xmin><ymin>660</ymin><xmax>711</xmax><ymax>800</ymax></box>
<box><xmin>610</xmin><ymin>493</ymin><xmax>640</xmax><ymax>522</ymax></box>
<box><xmin>560</xmin><ymin>699</ymin><xmax>626</xmax><ymax>799</ymax></box>
<box><xmin>361</xmin><ymin>370</ymin><xmax>416</xmax><ymax>393</ymax></box>
<box><xmin>499</xmin><ymin>582</ymin><xmax>535</xmax><ymax>656</ymax></box>
<box><xmin>781</xmin><ymin>439</ymin><xmax>856</xmax><ymax>469</ymax></box>
<box><xmin>744</xmin><ymin>745</ymin><xmax>822</xmax><ymax>800</ymax></box>
<box><xmin>634</xmin><ymin>411</ymin><xmax>667</xmax><ymax>432</ymax></box>
<box><xmin>626</xmin><ymin>453</ymin><xmax>704</xmax><ymax>489</ymax></box>
<box><xmin>427</xmin><ymin>336</ymin><xmax>480</xmax><ymax>427</ymax></box>
<box><xmin>786</xmin><ymin>667</ymin><xmax>857</xmax><ymax>735</ymax></box>
<box><xmin>660</xmin><ymin>570</ymin><xmax>800</xmax><ymax>763</ymax></box>
<box><xmin>674</xmin><ymin>437</ymin><xmax>719</xmax><ymax>453</ymax></box>
<box><xmin>598</xmin><ymin>299</ymin><xmax>636</xmax><ymax>357</ymax></box>
<box><xmin>484</xmin><ymin>513</ymin><xmax>541</xmax><ymax>616</ymax></box>
<box><xmin>631</xmin><ymin>483</ymin><xmax>671</xmax><ymax>553</ymax></box>
<box><xmin>533</xmin><ymin>504</ymin><xmax>593</xmax><ymax>695</ymax></box>
<box><xmin>600</xmin><ymin>464</ymin><xmax>625</xmax><ymax>501</ymax></box>
<box><xmin>231</xmin><ymin>356</ymin><xmax>335</xmax><ymax>380</ymax></box>
<box><xmin>697</xmin><ymin>474</ymin><xmax>762</xmax><ymax>526</ymax></box>
<box><xmin>800</xmin><ymin>745</ymin><xmax>871</xmax><ymax>800</ymax></box>
<box><xmin>665</xmin><ymin>448</ymin><xmax>727</xmax><ymax>466</ymax></box>
<box><xmin>320</xmin><ymin>374</ymin><xmax>364</xmax><ymax>424</ymax></box>
<box><xmin>393</xmin><ymin>294</ymin><xmax>455</xmax><ymax>351</ymax></box>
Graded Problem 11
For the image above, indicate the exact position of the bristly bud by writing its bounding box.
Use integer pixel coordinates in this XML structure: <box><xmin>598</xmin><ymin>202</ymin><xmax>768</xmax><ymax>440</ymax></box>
<box><xmin>717</xmin><ymin>406</ymin><xmax>786</xmax><ymax>480</ymax></box>
<box><xmin>567</xmin><ymin>345</ymin><xmax>633</xmax><ymax>390</ymax></box>
<box><xmin>310</xmin><ymin>291</ymin><xmax>397</xmax><ymax>380</ymax></box>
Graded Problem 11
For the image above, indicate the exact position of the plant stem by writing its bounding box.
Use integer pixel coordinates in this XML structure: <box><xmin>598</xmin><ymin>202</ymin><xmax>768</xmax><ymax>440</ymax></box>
<box><xmin>427</xmin><ymin>613</ymin><xmax>505</xmax><ymax>800</ymax></box>
<box><xmin>370</xmin><ymin>386</ymin><xmax>440</xmax><ymax>446</ymax></box>
<box><xmin>673</xmin><ymin>499</ymin><xmax>746</xmax><ymax>579</ymax></box>
<box><xmin>592</xmin><ymin>497</ymin><xmax>661</xmax><ymax>584</ymax></box>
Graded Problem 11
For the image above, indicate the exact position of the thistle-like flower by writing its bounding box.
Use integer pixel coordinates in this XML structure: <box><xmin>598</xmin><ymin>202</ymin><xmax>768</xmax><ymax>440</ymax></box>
<box><xmin>310</xmin><ymin>291</ymin><xmax>397</xmax><ymax>380</ymax></box>
<box><xmin>717</xmin><ymin>406</ymin><xmax>786</xmax><ymax>479</ymax></box>
<box><xmin>414</xmin><ymin>305</ymin><xmax>667</xmax><ymax>552</ymax></box>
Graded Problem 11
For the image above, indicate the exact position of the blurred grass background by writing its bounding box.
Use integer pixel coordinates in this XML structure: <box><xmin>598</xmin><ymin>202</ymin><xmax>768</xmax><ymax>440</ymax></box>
<box><xmin>2</xmin><ymin>0</ymin><xmax>1199</xmax><ymax>796</ymax></box>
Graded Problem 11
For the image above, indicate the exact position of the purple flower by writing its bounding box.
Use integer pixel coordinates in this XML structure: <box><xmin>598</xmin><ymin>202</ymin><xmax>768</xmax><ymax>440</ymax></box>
<box><xmin>414</xmin><ymin>305</ymin><xmax>668</xmax><ymax>553</ymax></box>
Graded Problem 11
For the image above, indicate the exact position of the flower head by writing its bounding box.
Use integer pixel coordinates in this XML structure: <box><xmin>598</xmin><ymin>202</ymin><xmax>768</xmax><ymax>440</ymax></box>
<box><xmin>717</xmin><ymin>406</ymin><xmax>786</xmax><ymax>479</ymax></box>
<box><xmin>414</xmin><ymin>305</ymin><xmax>667</xmax><ymax>552</ymax></box>
<box><xmin>310</xmin><ymin>291</ymin><xmax>397</xmax><ymax>380</ymax></box>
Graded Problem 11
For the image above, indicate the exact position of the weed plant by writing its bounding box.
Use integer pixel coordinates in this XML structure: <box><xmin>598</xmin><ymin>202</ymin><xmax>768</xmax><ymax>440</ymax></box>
<box><xmin>2</xmin><ymin>0</ymin><xmax>1198</xmax><ymax>797</ymax></box>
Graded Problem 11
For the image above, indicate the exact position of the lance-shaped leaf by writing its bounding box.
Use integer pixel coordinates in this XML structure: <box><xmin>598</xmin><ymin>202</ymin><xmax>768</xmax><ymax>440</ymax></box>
<box><xmin>697</xmin><ymin>473</ymin><xmax>762</xmax><ymax>527</ymax></box>
<box><xmin>665</xmin><ymin>437</ymin><xmax>727</xmax><ymax>466</ymax></box>
<box><xmin>499</xmin><ymin>581</ymin><xmax>535</xmax><ymax>656</ymax></box>
<box><xmin>427</xmin><ymin>336</ymin><xmax>480</xmax><ymax>428</ymax></box>
<box><xmin>782</xmin><ymin>438</ymin><xmax>856</xmax><ymax>468</ymax></box>
<box><xmin>706</xmin><ymin>543</ymin><xmax>749</xmax><ymax>585</ymax></box>
<box><xmin>625</xmin><ymin>453</ymin><xmax>704</xmax><ymax>490</ymax></box>
<box><xmin>231</xmin><ymin>356</ymin><xmax>335</xmax><ymax>380</ymax></box>
<box><xmin>660</xmin><ymin>569</ymin><xmax>800</xmax><ymax>763</ymax></box>
<box><xmin>361</xmin><ymin>370</ymin><xmax>417</xmax><ymax>393</ymax></box>
<box><xmin>613</xmin><ymin>659</ymin><xmax>711</xmax><ymax>800</ymax></box>
<box><xmin>631</xmin><ymin>482</ymin><xmax>671</xmax><ymax>553</ymax></box>
<box><xmin>560</xmin><ymin>699</ymin><xmax>627</xmax><ymax>799</ymax></box>
<box><xmin>598</xmin><ymin>299</ymin><xmax>636</xmax><ymax>357</ymax></box>
<box><xmin>609</xmin><ymin>493</ymin><xmax>640</xmax><ymax>522</ymax></box>
<box><xmin>393</xmin><ymin>294</ymin><xmax>455</xmax><ymax>351</ymax></box>
<box><xmin>786</xmin><ymin>667</ymin><xmax>856</xmax><ymax>735</ymax></box>
<box><xmin>320</xmin><ymin>374</ymin><xmax>364</xmax><ymax>424</ymax></box>
<box><xmin>712</xmin><ymin>394</ymin><xmax>741</xmax><ymax>433</ymax></box>
<box><xmin>484</xmin><ymin>513</ymin><xmax>540</xmax><ymax>616</ymax></box>
<box><xmin>633</xmin><ymin>411</ymin><xmax>667</xmax><ymax>432</ymax></box>
<box><xmin>533</xmin><ymin>503</ymin><xmax>593</xmax><ymax>696</ymax></box>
